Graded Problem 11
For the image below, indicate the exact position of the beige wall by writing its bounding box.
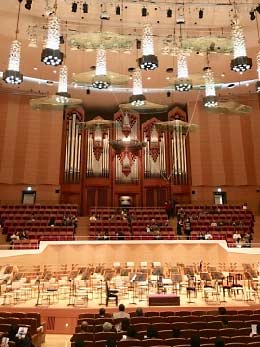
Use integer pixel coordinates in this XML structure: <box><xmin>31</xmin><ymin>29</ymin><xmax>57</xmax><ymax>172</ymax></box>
<box><xmin>0</xmin><ymin>240</ymin><xmax>259</xmax><ymax>268</ymax></box>
<box><xmin>188</xmin><ymin>97</ymin><xmax>260</xmax><ymax>213</ymax></box>
<box><xmin>0</xmin><ymin>94</ymin><xmax>63</xmax><ymax>203</ymax></box>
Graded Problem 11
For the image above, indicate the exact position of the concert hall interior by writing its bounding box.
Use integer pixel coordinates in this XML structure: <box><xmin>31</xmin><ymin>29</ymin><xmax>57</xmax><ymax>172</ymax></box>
<box><xmin>2</xmin><ymin>0</ymin><xmax>260</xmax><ymax>345</ymax></box>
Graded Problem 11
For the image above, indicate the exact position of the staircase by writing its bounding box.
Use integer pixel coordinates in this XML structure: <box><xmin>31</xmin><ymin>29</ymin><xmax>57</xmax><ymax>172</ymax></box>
<box><xmin>76</xmin><ymin>217</ymin><xmax>89</xmax><ymax>239</ymax></box>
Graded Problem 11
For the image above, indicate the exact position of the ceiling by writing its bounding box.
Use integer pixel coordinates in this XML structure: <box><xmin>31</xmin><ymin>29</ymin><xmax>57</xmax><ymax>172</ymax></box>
<box><xmin>0</xmin><ymin>0</ymin><xmax>260</xmax><ymax>111</ymax></box>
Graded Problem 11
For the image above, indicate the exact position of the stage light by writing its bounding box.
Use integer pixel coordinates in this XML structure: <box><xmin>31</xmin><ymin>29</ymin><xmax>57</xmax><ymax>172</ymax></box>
<box><xmin>59</xmin><ymin>35</ymin><xmax>64</xmax><ymax>44</ymax></box>
<box><xmin>142</xmin><ymin>7</ymin><xmax>147</xmax><ymax>17</ymax></box>
<box><xmin>167</xmin><ymin>9</ymin><xmax>172</xmax><ymax>18</ymax></box>
<box><xmin>256</xmin><ymin>4</ymin><xmax>260</xmax><ymax>13</ymax></box>
<box><xmin>72</xmin><ymin>2</ymin><xmax>77</xmax><ymax>13</ymax></box>
<box><xmin>82</xmin><ymin>3</ymin><xmax>88</xmax><ymax>13</ymax></box>
<box><xmin>166</xmin><ymin>91</ymin><xmax>171</xmax><ymax>97</ymax></box>
<box><xmin>199</xmin><ymin>8</ymin><xmax>203</xmax><ymax>19</ymax></box>
<box><xmin>250</xmin><ymin>9</ymin><xmax>256</xmax><ymax>20</ymax></box>
<box><xmin>116</xmin><ymin>5</ymin><xmax>120</xmax><ymax>15</ymax></box>
<box><xmin>25</xmin><ymin>0</ymin><xmax>32</xmax><ymax>10</ymax></box>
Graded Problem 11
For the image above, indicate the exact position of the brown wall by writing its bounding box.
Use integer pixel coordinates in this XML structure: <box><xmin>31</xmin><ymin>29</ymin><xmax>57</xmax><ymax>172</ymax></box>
<box><xmin>0</xmin><ymin>94</ymin><xmax>63</xmax><ymax>203</ymax></box>
<box><xmin>188</xmin><ymin>97</ymin><xmax>260</xmax><ymax>213</ymax></box>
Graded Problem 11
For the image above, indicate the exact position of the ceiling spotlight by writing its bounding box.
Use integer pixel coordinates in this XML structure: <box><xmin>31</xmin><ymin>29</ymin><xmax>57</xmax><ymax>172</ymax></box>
<box><xmin>166</xmin><ymin>91</ymin><xmax>171</xmax><ymax>97</ymax></box>
<box><xmin>199</xmin><ymin>8</ymin><xmax>203</xmax><ymax>19</ymax></box>
<box><xmin>25</xmin><ymin>0</ymin><xmax>32</xmax><ymax>10</ymax></box>
<box><xmin>250</xmin><ymin>9</ymin><xmax>256</xmax><ymax>20</ymax></box>
<box><xmin>167</xmin><ymin>9</ymin><xmax>172</xmax><ymax>18</ymax></box>
<box><xmin>82</xmin><ymin>3</ymin><xmax>88</xmax><ymax>13</ymax></box>
<box><xmin>256</xmin><ymin>4</ymin><xmax>260</xmax><ymax>13</ymax></box>
<box><xmin>59</xmin><ymin>35</ymin><xmax>64</xmax><ymax>44</ymax></box>
<box><xmin>116</xmin><ymin>5</ymin><xmax>120</xmax><ymax>15</ymax></box>
<box><xmin>142</xmin><ymin>7</ymin><xmax>147</xmax><ymax>17</ymax></box>
<box><xmin>72</xmin><ymin>2</ymin><xmax>77</xmax><ymax>13</ymax></box>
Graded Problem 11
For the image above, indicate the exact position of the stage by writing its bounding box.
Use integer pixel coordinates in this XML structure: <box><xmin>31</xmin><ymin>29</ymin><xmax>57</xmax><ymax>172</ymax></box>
<box><xmin>0</xmin><ymin>240</ymin><xmax>260</xmax><ymax>334</ymax></box>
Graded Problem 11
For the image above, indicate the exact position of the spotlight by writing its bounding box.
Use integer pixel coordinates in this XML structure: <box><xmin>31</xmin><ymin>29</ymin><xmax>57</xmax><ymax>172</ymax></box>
<box><xmin>167</xmin><ymin>8</ymin><xmax>172</xmax><ymax>18</ymax></box>
<box><xmin>250</xmin><ymin>9</ymin><xmax>255</xmax><ymax>20</ymax></box>
<box><xmin>25</xmin><ymin>0</ymin><xmax>32</xmax><ymax>10</ymax></box>
<box><xmin>142</xmin><ymin>7</ymin><xmax>147</xmax><ymax>17</ymax></box>
<box><xmin>166</xmin><ymin>91</ymin><xmax>171</xmax><ymax>97</ymax></box>
<box><xmin>256</xmin><ymin>4</ymin><xmax>260</xmax><ymax>13</ymax></box>
<box><xmin>199</xmin><ymin>8</ymin><xmax>203</xmax><ymax>19</ymax></box>
<box><xmin>116</xmin><ymin>5</ymin><xmax>120</xmax><ymax>15</ymax></box>
<box><xmin>86</xmin><ymin>89</ymin><xmax>90</xmax><ymax>95</ymax></box>
<box><xmin>82</xmin><ymin>3</ymin><xmax>88</xmax><ymax>13</ymax></box>
<box><xmin>59</xmin><ymin>36</ymin><xmax>65</xmax><ymax>44</ymax></box>
<box><xmin>72</xmin><ymin>2</ymin><xmax>77</xmax><ymax>13</ymax></box>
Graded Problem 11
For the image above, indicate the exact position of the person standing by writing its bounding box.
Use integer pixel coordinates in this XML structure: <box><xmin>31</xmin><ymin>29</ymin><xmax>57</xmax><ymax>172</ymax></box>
<box><xmin>184</xmin><ymin>217</ymin><xmax>192</xmax><ymax>240</ymax></box>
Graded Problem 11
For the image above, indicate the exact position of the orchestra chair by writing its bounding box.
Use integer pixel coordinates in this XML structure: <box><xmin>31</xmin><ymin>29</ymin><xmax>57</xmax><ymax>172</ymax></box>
<box><xmin>105</xmin><ymin>281</ymin><xmax>118</xmax><ymax>306</ymax></box>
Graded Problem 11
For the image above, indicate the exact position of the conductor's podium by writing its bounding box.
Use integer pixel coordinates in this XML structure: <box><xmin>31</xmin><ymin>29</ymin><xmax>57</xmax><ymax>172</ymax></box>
<box><xmin>148</xmin><ymin>294</ymin><xmax>180</xmax><ymax>306</ymax></box>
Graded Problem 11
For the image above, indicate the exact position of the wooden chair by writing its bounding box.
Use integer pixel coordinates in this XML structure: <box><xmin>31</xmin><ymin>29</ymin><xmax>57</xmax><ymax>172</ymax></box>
<box><xmin>105</xmin><ymin>281</ymin><xmax>118</xmax><ymax>307</ymax></box>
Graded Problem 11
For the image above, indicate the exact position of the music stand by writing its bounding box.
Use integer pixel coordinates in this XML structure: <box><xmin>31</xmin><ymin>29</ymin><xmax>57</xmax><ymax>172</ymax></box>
<box><xmin>67</xmin><ymin>278</ymin><xmax>75</xmax><ymax>306</ymax></box>
<box><xmin>35</xmin><ymin>279</ymin><xmax>41</xmax><ymax>306</ymax></box>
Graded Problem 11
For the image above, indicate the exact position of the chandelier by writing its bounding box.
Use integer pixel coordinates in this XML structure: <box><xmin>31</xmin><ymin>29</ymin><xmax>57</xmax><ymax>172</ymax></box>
<box><xmin>129</xmin><ymin>68</ymin><xmax>146</xmax><ymax>106</ymax></box>
<box><xmin>175</xmin><ymin>50</ymin><xmax>192</xmax><ymax>91</ymax></box>
<box><xmin>256</xmin><ymin>53</ymin><xmax>260</xmax><ymax>93</ymax></box>
<box><xmin>3</xmin><ymin>1</ymin><xmax>23</xmax><ymax>85</ymax></box>
<box><xmin>203</xmin><ymin>67</ymin><xmax>218</xmax><ymax>108</ymax></box>
<box><xmin>138</xmin><ymin>24</ymin><xmax>158</xmax><ymax>70</ymax></box>
<box><xmin>92</xmin><ymin>47</ymin><xmax>110</xmax><ymax>89</ymax></box>
<box><xmin>56</xmin><ymin>65</ymin><xmax>71</xmax><ymax>101</ymax></box>
<box><xmin>230</xmin><ymin>19</ymin><xmax>252</xmax><ymax>73</ymax></box>
<box><xmin>41</xmin><ymin>15</ymin><xmax>63</xmax><ymax>66</ymax></box>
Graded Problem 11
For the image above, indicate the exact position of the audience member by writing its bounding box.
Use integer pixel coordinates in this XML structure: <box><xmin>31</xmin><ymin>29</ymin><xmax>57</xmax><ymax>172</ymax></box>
<box><xmin>184</xmin><ymin>217</ymin><xmax>192</xmax><ymax>240</ymax></box>
<box><xmin>106</xmin><ymin>337</ymin><xmax>117</xmax><ymax>347</ymax></box>
<box><xmin>233</xmin><ymin>231</ymin><xmax>241</xmax><ymax>245</ymax></box>
<box><xmin>172</xmin><ymin>328</ymin><xmax>181</xmax><ymax>338</ymax></box>
<box><xmin>177</xmin><ymin>219</ymin><xmax>183</xmax><ymax>238</ymax></box>
<box><xmin>78</xmin><ymin>321</ymin><xmax>88</xmax><ymax>332</ymax></box>
<box><xmin>205</xmin><ymin>231</ymin><xmax>213</xmax><ymax>240</ymax></box>
<box><xmin>135</xmin><ymin>307</ymin><xmax>144</xmax><ymax>317</ymax></box>
<box><xmin>99</xmin><ymin>308</ymin><xmax>106</xmax><ymax>317</ymax></box>
<box><xmin>113</xmin><ymin>304</ymin><xmax>130</xmax><ymax>319</ymax></box>
<box><xmin>190</xmin><ymin>335</ymin><xmax>200</xmax><ymax>347</ymax></box>
<box><xmin>123</xmin><ymin>326</ymin><xmax>138</xmax><ymax>340</ymax></box>
<box><xmin>218</xmin><ymin>307</ymin><xmax>227</xmax><ymax>315</ymax></box>
<box><xmin>89</xmin><ymin>213</ymin><xmax>97</xmax><ymax>221</ymax></box>
<box><xmin>220</xmin><ymin>317</ymin><xmax>229</xmax><ymax>327</ymax></box>
<box><xmin>48</xmin><ymin>217</ymin><xmax>56</xmax><ymax>227</ymax></box>
<box><xmin>215</xmin><ymin>337</ymin><xmax>225</xmax><ymax>347</ymax></box>
<box><xmin>146</xmin><ymin>326</ymin><xmax>158</xmax><ymax>339</ymax></box>
<box><xmin>120</xmin><ymin>318</ymin><xmax>130</xmax><ymax>332</ymax></box>
<box><xmin>103</xmin><ymin>322</ymin><xmax>113</xmax><ymax>332</ymax></box>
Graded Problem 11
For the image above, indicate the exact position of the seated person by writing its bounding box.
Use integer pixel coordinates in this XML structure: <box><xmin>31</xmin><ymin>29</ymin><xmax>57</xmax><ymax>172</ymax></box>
<box><xmin>78</xmin><ymin>321</ymin><xmax>88</xmax><ymax>333</ymax></box>
<box><xmin>146</xmin><ymin>326</ymin><xmax>159</xmax><ymax>339</ymax></box>
<box><xmin>103</xmin><ymin>322</ymin><xmax>113</xmax><ymax>332</ymax></box>
<box><xmin>99</xmin><ymin>307</ymin><xmax>106</xmax><ymax>317</ymax></box>
<box><xmin>135</xmin><ymin>307</ymin><xmax>143</xmax><ymax>317</ymax></box>
<box><xmin>20</xmin><ymin>230</ymin><xmax>28</xmax><ymax>240</ymax></box>
<box><xmin>121</xmin><ymin>326</ymin><xmax>138</xmax><ymax>341</ymax></box>
<box><xmin>113</xmin><ymin>304</ymin><xmax>130</xmax><ymax>319</ymax></box>
<box><xmin>204</xmin><ymin>231</ymin><xmax>213</xmax><ymax>240</ymax></box>
<box><xmin>215</xmin><ymin>337</ymin><xmax>225</xmax><ymax>347</ymax></box>
<box><xmin>89</xmin><ymin>213</ymin><xmax>97</xmax><ymax>221</ymax></box>
<box><xmin>48</xmin><ymin>217</ymin><xmax>56</xmax><ymax>227</ymax></box>
<box><xmin>116</xmin><ymin>231</ymin><xmax>125</xmax><ymax>240</ymax></box>
<box><xmin>218</xmin><ymin>307</ymin><xmax>227</xmax><ymax>315</ymax></box>
<box><xmin>190</xmin><ymin>335</ymin><xmax>201</xmax><ymax>347</ymax></box>
<box><xmin>210</xmin><ymin>221</ymin><xmax>218</xmax><ymax>227</ymax></box>
<box><xmin>233</xmin><ymin>231</ymin><xmax>241</xmax><ymax>244</ymax></box>
<box><xmin>242</xmin><ymin>202</ymin><xmax>248</xmax><ymax>210</ymax></box>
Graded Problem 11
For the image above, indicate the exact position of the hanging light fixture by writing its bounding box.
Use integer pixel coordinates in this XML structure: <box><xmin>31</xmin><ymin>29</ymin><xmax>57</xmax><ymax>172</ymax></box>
<box><xmin>41</xmin><ymin>0</ymin><xmax>64</xmax><ymax>66</ymax></box>
<box><xmin>55</xmin><ymin>65</ymin><xmax>71</xmax><ymax>102</ymax></box>
<box><xmin>92</xmin><ymin>46</ymin><xmax>110</xmax><ymax>89</ymax></box>
<box><xmin>138</xmin><ymin>24</ymin><xmax>158</xmax><ymax>70</ymax></box>
<box><xmin>203</xmin><ymin>66</ymin><xmax>218</xmax><ymax>108</ymax></box>
<box><xmin>175</xmin><ymin>49</ymin><xmax>192</xmax><ymax>91</ymax></box>
<box><xmin>3</xmin><ymin>0</ymin><xmax>23</xmax><ymax>85</ymax></box>
<box><xmin>256</xmin><ymin>52</ymin><xmax>260</xmax><ymax>92</ymax></box>
<box><xmin>129</xmin><ymin>68</ymin><xmax>146</xmax><ymax>106</ymax></box>
<box><xmin>230</xmin><ymin>18</ymin><xmax>252</xmax><ymax>73</ymax></box>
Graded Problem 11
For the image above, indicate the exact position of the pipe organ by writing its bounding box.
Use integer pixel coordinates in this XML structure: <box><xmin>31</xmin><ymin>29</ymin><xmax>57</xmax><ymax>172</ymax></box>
<box><xmin>61</xmin><ymin>105</ymin><xmax>191</xmax><ymax>213</ymax></box>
